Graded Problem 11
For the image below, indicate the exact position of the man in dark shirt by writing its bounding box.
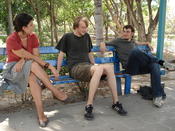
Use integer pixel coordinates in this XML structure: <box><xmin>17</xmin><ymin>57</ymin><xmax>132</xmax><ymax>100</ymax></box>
<box><xmin>56</xmin><ymin>16</ymin><xmax>127</xmax><ymax>120</ymax></box>
<box><xmin>100</xmin><ymin>25</ymin><xmax>167</xmax><ymax>108</ymax></box>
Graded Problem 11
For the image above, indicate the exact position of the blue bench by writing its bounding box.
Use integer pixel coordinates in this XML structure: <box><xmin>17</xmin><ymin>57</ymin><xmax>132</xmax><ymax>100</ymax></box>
<box><xmin>0</xmin><ymin>46</ymin><xmax>131</xmax><ymax>95</ymax></box>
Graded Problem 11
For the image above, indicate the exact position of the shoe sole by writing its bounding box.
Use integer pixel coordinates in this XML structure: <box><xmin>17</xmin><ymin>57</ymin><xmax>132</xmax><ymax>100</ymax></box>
<box><xmin>112</xmin><ymin>108</ymin><xmax>128</xmax><ymax>116</ymax></box>
<box><xmin>84</xmin><ymin>116</ymin><xmax>94</xmax><ymax>121</ymax></box>
<box><xmin>117</xmin><ymin>111</ymin><xmax>128</xmax><ymax>116</ymax></box>
<box><xmin>153</xmin><ymin>103</ymin><xmax>163</xmax><ymax>108</ymax></box>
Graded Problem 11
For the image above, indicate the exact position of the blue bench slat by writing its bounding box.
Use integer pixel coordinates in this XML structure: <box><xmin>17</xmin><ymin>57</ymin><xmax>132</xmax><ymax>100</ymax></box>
<box><xmin>50</xmin><ymin>75</ymin><xmax>72</xmax><ymax>80</ymax></box>
<box><xmin>0</xmin><ymin>57</ymin><xmax>117</xmax><ymax>70</ymax></box>
<box><xmin>0</xmin><ymin>46</ymin><xmax>115</xmax><ymax>55</ymax></box>
<box><xmin>45</xmin><ymin>57</ymin><xmax>116</xmax><ymax>67</ymax></box>
<box><xmin>39</xmin><ymin>46</ymin><xmax>59</xmax><ymax>54</ymax></box>
<box><xmin>52</xmin><ymin>79</ymin><xmax>80</xmax><ymax>85</ymax></box>
<box><xmin>0</xmin><ymin>45</ymin><xmax>149</xmax><ymax>55</ymax></box>
<box><xmin>0</xmin><ymin>48</ymin><xmax>6</xmax><ymax>55</ymax></box>
<box><xmin>95</xmin><ymin>57</ymin><xmax>116</xmax><ymax>64</ymax></box>
<box><xmin>51</xmin><ymin>74</ymin><xmax>128</xmax><ymax>85</ymax></box>
<box><xmin>91</xmin><ymin>46</ymin><xmax>115</xmax><ymax>52</ymax></box>
<box><xmin>45</xmin><ymin>59</ymin><xmax>67</xmax><ymax>66</ymax></box>
<box><xmin>0</xmin><ymin>62</ymin><xmax>5</xmax><ymax>70</ymax></box>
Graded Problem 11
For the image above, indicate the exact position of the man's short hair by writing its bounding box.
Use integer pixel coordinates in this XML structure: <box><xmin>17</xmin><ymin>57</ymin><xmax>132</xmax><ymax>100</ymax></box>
<box><xmin>73</xmin><ymin>16</ymin><xmax>89</xmax><ymax>30</ymax></box>
<box><xmin>123</xmin><ymin>25</ymin><xmax>135</xmax><ymax>33</ymax></box>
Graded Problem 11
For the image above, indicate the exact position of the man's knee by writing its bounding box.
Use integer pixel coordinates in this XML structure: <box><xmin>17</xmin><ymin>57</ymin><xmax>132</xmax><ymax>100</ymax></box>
<box><xmin>149</xmin><ymin>63</ymin><xmax>160</xmax><ymax>72</ymax></box>
<box><xmin>92</xmin><ymin>65</ymin><xmax>104</xmax><ymax>75</ymax></box>
<box><xmin>130</xmin><ymin>48</ymin><xmax>142</xmax><ymax>56</ymax></box>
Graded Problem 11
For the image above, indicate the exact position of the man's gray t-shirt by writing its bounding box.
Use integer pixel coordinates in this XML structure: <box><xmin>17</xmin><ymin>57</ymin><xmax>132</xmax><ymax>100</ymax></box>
<box><xmin>55</xmin><ymin>32</ymin><xmax>93</xmax><ymax>70</ymax></box>
<box><xmin>106</xmin><ymin>38</ymin><xmax>136</xmax><ymax>69</ymax></box>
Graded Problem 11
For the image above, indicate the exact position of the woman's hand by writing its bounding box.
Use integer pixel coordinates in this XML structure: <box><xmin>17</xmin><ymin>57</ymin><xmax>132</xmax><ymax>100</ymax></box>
<box><xmin>48</xmin><ymin>64</ymin><xmax>59</xmax><ymax>80</ymax></box>
<box><xmin>13</xmin><ymin>59</ymin><xmax>25</xmax><ymax>72</ymax></box>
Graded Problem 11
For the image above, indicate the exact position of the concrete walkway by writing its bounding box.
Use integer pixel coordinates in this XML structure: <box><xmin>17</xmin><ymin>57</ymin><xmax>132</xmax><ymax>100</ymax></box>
<box><xmin>1</xmin><ymin>72</ymin><xmax>175</xmax><ymax>131</ymax></box>
<box><xmin>0</xmin><ymin>86</ymin><xmax>175</xmax><ymax>131</ymax></box>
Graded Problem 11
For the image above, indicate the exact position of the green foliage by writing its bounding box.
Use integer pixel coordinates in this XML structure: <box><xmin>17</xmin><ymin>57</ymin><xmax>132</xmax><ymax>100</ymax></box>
<box><xmin>0</xmin><ymin>35</ymin><xmax>7</xmax><ymax>43</ymax></box>
<box><xmin>1</xmin><ymin>0</ymin><xmax>174</xmax><ymax>45</ymax></box>
<box><xmin>56</xmin><ymin>0</ymin><xmax>94</xmax><ymax>28</ymax></box>
<box><xmin>0</xmin><ymin>0</ymin><xmax>36</xmax><ymax>34</ymax></box>
<box><xmin>0</xmin><ymin>56</ymin><xmax>6</xmax><ymax>62</ymax></box>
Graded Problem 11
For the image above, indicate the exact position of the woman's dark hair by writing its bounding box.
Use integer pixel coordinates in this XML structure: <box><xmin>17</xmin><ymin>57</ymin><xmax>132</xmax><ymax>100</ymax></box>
<box><xmin>13</xmin><ymin>13</ymin><xmax>33</xmax><ymax>32</ymax></box>
<box><xmin>73</xmin><ymin>16</ymin><xmax>88</xmax><ymax>30</ymax></box>
<box><xmin>123</xmin><ymin>25</ymin><xmax>135</xmax><ymax>33</ymax></box>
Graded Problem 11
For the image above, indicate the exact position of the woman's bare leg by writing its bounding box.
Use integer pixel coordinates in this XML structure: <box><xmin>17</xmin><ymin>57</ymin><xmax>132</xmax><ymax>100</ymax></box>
<box><xmin>29</xmin><ymin>73</ymin><xmax>47</xmax><ymax>121</ymax></box>
<box><xmin>30</xmin><ymin>62</ymin><xmax>67</xmax><ymax>100</ymax></box>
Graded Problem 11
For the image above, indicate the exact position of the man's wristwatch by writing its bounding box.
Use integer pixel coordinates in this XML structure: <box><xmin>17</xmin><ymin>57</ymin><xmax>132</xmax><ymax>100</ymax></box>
<box><xmin>44</xmin><ymin>62</ymin><xmax>50</xmax><ymax>69</ymax></box>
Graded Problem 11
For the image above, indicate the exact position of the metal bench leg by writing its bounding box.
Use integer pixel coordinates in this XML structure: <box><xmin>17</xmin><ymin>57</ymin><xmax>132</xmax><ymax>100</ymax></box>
<box><xmin>124</xmin><ymin>74</ymin><xmax>132</xmax><ymax>95</ymax></box>
<box><xmin>116</xmin><ymin>77</ymin><xmax>122</xmax><ymax>95</ymax></box>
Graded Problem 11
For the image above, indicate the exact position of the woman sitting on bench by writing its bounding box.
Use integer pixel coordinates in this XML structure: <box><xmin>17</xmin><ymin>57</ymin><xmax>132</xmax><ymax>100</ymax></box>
<box><xmin>0</xmin><ymin>13</ymin><xmax>67</xmax><ymax>127</ymax></box>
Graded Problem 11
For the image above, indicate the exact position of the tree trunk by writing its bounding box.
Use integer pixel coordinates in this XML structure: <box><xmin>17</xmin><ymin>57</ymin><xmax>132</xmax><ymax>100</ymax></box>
<box><xmin>94</xmin><ymin>0</ymin><xmax>103</xmax><ymax>45</ymax></box>
<box><xmin>52</xmin><ymin>0</ymin><xmax>58</xmax><ymax>44</ymax></box>
<box><xmin>64</xmin><ymin>20</ymin><xmax>66</xmax><ymax>34</ymax></box>
<box><xmin>146</xmin><ymin>0</ymin><xmax>159</xmax><ymax>42</ymax></box>
<box><xmin>35</xmin><ymin>0</ymin><xmax>43</xmax><ymax>45</ymax></box>
<box><xmin>27</xmin><ymin>0</ymin><xmax>43</xmax><ymax>45</ymax></box>
<box><xmin>50</xmin><ymin>0</ymin><xmax>54</xmax><ymax>45</ymax></box>
<box><xmin>36</xmin><ymin>14</ymin><xmax>43</xmax><ymax>45</ymax></box>
<box><xmin>104</xmin><ymin>0</ymin><xmax>123</xmax><ymax>37</ymax></box>
<box><xmin>104</xmin><ymin>13</ymin><xmax>109</xmax><ymax>40</ymax></box>
<box><xmin>124</xmin><ymin>0</ymin><xmax>159</xmax><ymax>42</ymax></box>
<box><xmin>6</xmin><ymin>0</ymin><xmax>13</xmax><ymax>35</ymax></box>
<box><xmin>135</xmin><ymin>0</ymin><xmax>146</xmax><ymax>41</ymax></box>
<box><xmin>127</xmin><ymin>1</ymin><xmax>134</xmax><ymax>26</ymax></box>
<box><xmin>105</xmin><ymin>24</ymin><xmax>108</xmax><ymax>41</ymax></box>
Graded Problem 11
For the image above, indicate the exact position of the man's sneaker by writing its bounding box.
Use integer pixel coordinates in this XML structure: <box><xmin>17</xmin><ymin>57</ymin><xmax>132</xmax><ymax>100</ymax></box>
<box><xmin>153</xmin><ymin>96</ymin><xmax>164</xmax><ymax>108</ymax></box>
<box><xmin>112</xmin><ymin>102</ymin><xmax>127</xmax><ymax>116</ymax></box>
<box><xmin>162</xmin><ymin>61</ymin><xmax>175</xmax><ymax>71</ymax></box>
<box><xmin>84</xmin><ymin>104</ymin><xmax>94</xmax><ymax>120</ymax></box>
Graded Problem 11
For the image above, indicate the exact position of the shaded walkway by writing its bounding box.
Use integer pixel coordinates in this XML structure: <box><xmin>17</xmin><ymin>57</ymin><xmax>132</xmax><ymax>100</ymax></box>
<box><xmin>0</xmin><ymin>85</ymin><xmax>175</xmax><ymax>131</ymax></box>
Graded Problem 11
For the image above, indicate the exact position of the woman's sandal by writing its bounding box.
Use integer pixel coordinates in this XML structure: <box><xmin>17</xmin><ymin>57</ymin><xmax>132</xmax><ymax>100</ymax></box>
<box><xmin>53</xmin><ymin>96</ymin><xmax>75</xmax><ymax>104</ymax></box>
<box><xmin>38</xmin><ymin>117</ymin><xmax>49</xmax><ymax>127</ymax></box>
<box><xmin>61</xmin><ymin>97</ymin><xmax>75</xmax><ymax>104</ymax></box>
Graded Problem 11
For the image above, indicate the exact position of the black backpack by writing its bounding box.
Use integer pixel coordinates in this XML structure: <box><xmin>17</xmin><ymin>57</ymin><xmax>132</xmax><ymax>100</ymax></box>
<box><xmin>137</xmin><ymin>85</ymin><xmax>153</xmax><ymax>100</ymax></box>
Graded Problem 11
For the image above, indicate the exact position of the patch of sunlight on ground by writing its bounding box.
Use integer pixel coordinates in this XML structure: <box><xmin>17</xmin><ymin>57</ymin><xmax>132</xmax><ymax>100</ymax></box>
<box><xmin>165</xmin><ymin>86</ymin><xmax>174</xmax><ymax>91</ymax></box>
<box><xmin>0</xmin><ymin>118</ymin><xmax>15</xmax><ymax>131</ymax></box>
<box><xmin>45</xmin><ymin>110</ymin><xmax>59</xmax><ymax>117</ymax></box>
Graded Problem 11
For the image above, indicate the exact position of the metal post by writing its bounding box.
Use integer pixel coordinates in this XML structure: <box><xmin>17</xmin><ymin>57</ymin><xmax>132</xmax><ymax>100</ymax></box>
<box><xmin>156</xmin><ymin>0</ymin><xmax>167</xmax><ymax>59</ymax></box>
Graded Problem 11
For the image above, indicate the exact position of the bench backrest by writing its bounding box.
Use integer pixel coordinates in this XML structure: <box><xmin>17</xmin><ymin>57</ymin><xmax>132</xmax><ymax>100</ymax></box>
<box><xmin>0</xmin><ymin>46</ymin><xmax>120</xmax><ymax>73</ymax></box>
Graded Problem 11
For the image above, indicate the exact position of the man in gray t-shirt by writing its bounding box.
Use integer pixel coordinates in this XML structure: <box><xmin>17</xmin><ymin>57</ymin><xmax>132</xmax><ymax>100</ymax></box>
<box><xmin>100</xmin><ymin>25</ymin><xmax>166</xmax><ymax>108</ymax></box>
<box><xmin>105</xmin><ymin>38</ymin><xmax>136</xmax><ymax>69</ymax></box>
